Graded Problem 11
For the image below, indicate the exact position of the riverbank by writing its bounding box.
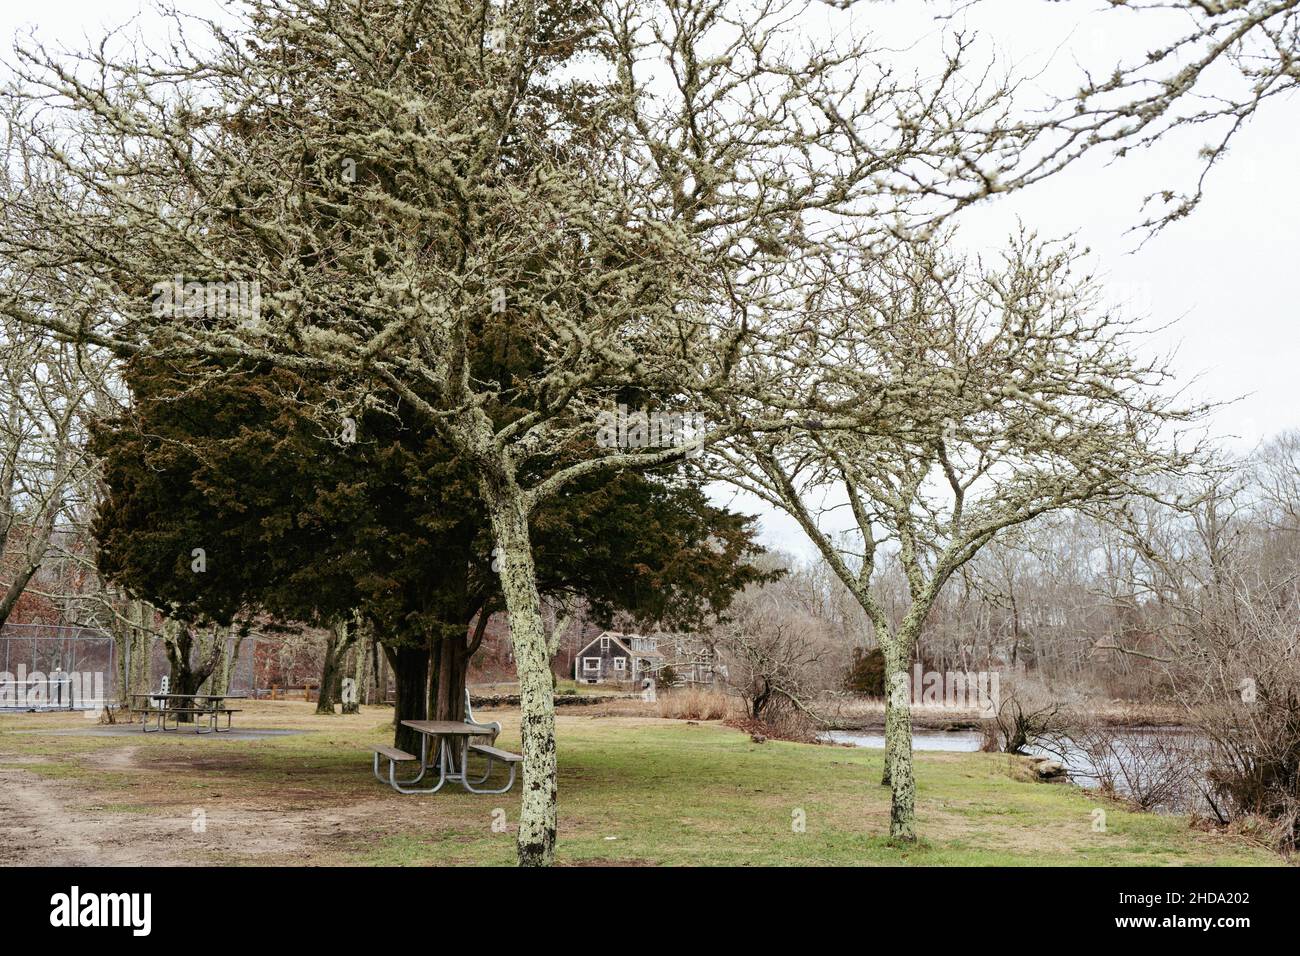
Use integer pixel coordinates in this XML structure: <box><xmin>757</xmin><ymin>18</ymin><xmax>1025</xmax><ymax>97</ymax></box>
<box><xmin>0</xmin><ymin>700</ymin><xmax>1281</xmax><ymax>866</ymax></box>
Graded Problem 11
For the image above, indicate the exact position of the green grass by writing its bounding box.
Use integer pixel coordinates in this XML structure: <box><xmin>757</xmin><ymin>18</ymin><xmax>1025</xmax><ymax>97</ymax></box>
<box><xmin>0</xmin><ymin>705</ymin><xmax>1283</xmax><ymax>866</ymax></box>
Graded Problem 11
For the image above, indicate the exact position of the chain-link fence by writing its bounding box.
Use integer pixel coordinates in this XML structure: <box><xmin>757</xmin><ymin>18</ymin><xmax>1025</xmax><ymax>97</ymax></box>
<box><xmin>0</xmin><ymin>624</ymin><xmax>374</xmax><ymax>708</ymax></box>
<box><xmin>0</xmin><ymin>624</ymin><xmax>116</xmax><ymax>711</ymax></box>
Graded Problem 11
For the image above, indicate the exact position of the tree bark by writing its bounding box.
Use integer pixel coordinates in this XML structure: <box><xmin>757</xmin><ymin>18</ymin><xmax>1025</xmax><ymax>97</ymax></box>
<box><xmin>430</xmin><ymin>631</ymin><xmax>467</xmax><ymax>722</ymax></box>
<box><xmin>485</xmin><ymin>485</ymin><xmax>557</xmax><ymax>867</ymax></box>
<box><xmin>133</xmin><ymin>616</ymin><xmax>152</xmax><ymax>701</ymax></box>
<box><xmin>882</xmin><ymin>633</ymin><xmax>917</xmax><ymax>843</ymax></box>
<box><xmin>163</xmin><ymin>621</ymin><xmax>224</xmax><ymax>723</ymax></box>
<box><xmin>213</xmin><ymin>629</ymin><xmax>246</xmax><ymax>698</ymax></box>
<box><xmin>880</xmin><ymin>654</ymin><xmax>892</xmax><ymax>787</ymax></box>
<box><xmin>387</xmin><ymin>641</ymin><xmax>430</xmax><ymax>755</ymax></box>
<box><xmin>342</xmin><ymin>618</ymin><xmax>370</xmax><ymax>714</ymax></box>
<box><xmin>114</xmin><ymin>600</ymin><xmax>153</xmax><ymax>704</ymax></box>
<box><xmin>316</xmin><ymin>639</ymin><xmax>340</xmax><ymax>714</ymax></box>
<box><xmin>316</xmin><ymin>619</ymin><xmax>355</xmax><ymax>715</ymax></box>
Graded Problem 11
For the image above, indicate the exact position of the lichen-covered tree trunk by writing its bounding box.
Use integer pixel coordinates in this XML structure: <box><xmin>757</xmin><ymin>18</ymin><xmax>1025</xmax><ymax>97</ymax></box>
<box><xmin>484</xmin><ymin>485</ymin><xmax>557</xmax><ymax>867</ymax></box>
<box><xmin>341</xmin><ymin>618</ymin><xmax>371</xmax><ymax>715</ymax></box>
<box><xmin>880</xmin><ymin>686</ymin><xmax>892</xmax><ymax>786</ymax></box>
<box><xmin>316</xmin><ymin>619</ymin><xmax>355</xmax><ymax>715</ymax></box>
<box><xmin>213</xmin><ymin>629</ymin><xmax>246</xmax><ymax>698</ymax></box>
<box><xmin>132</xmin><ymin>614</ymin><xmax>152</xmax><ymax>700</ymax></box>
<box><xmin>879</xmin><ymin>637</ymin><xmax>894</xmax><ymax>786</ymax></box>
<box><xmin>114</xmin><ymin>600</ymin><xmax>153</xmax><ymax>704</ymax></box>
<box><xmin>882</xmin><ymin>635</ymin><xmax>916</xmax><ymax>842</ymax></box>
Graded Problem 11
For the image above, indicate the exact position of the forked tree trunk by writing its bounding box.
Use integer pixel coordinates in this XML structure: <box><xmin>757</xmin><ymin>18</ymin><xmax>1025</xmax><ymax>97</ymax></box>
<box><xmin>484</xmin><ymin>484</ymin><xmax>557</xmax><ymax>867</ymax></box>
<box><xmin>163</xmin><ymin>622</ymin><xmax>224</xmax><ymax>723</ymax></box>
<box><xmin>317</xmin><ymin>619</ymin><xmax>355</xmax><ymax>715</ymax></box>
<box><xmin>341</xmin><ymin>620</ymin><xmax>370</xmax><ymax>715</ymax></box>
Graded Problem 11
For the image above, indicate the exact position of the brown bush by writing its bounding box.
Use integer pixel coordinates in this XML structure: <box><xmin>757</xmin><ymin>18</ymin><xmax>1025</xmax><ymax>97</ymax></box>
<box><xmin>656</xmin><ymin>686</ymin><xmax>733</xmax><ymax>721</ymax></box>
<box><xmin>1070</xmin><ymin>718</ymin><xmax>1202</xmax><ymax>811</ymax></box>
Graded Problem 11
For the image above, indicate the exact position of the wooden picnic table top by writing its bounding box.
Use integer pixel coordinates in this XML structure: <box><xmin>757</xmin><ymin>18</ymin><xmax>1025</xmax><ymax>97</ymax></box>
<box><xmin>401</xmin><ymin>720</ymin><xmax>495</xmax><ymax>735</ymax></box>
<box><xmin>129</xmin><ymin>693</ymin><xmax>247</xmax><ymax>701</ymax></box>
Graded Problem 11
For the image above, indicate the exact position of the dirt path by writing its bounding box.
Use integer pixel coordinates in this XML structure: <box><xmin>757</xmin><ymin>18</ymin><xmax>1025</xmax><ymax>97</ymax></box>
<box><xmin>0</xmin><ymin>745</ymin><xmax>408</xmax><ymax>866</ymax></box>
<box><xmin>0</xmin><ymin>760</ymin><xmax>186</xmax><ymax>866</ymax></box>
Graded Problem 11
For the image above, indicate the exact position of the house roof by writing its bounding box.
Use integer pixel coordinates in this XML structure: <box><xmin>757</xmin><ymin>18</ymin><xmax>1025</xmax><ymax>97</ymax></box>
<box><xmin>575</xmin><ymin>631</ymin><xmax>664</xmax><ymax>659</ymax></box>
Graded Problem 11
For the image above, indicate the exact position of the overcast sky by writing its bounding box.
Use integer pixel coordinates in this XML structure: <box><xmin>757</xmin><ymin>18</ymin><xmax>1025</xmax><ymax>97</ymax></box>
<box><xmin>4</xmin><ymin>0</ymin><xmax>1296</xmax><ymax>559</ymax></box>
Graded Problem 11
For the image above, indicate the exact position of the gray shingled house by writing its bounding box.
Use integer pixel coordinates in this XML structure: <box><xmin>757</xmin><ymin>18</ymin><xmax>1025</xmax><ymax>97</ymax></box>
<box><xmin>573</xmin><ymin>631</ymin><xmax>663</xmax><ymax>685</ymax></box>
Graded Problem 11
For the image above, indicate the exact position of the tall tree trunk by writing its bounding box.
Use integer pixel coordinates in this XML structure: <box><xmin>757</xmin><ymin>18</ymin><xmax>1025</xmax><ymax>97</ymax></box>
<box><xmin>387</xmin><ymin>641</ymin><xmax>430</xmax><ymax>755</ymax></box>
<box><xmin>114</xmin><ymin>600</ymin><xmax>152</xmax><ymax>704</ymax></box>
<box><xmin>430</xmin><ymin>630</ymin><xmax>468</xmax><ymax>722</ymax></box>
<box><xmin>342</xmin><ymin>618</ymin><xmax>370</xmax><ymax>715</ymax></box>
<box><xmin>485</xmin><ymin>485</ymin><xmax>557</xmax><ymax>868</ymax></box>
<box><xmin>425</xmin><ymin>626</ymin><xmax>471</xmax><ymax>772</ymax></box>
<box><xmin>882</xmin><ymin>632</ymin><xmax>917</xmax><ymax>843</ymax></box>
<box><xmin>317</xmin><ymin>619</ymin><xmax>355</xmax><ymax>715</ymax></box>
<box><xmin>371</xmin><ymin>637</ymin><xmax>386</xmax><ymax>705</ymax></box>
<box><xmin>880</xmin><ymin>672</ymin><xmax>892</xmax><ymax>787</ymax></box>
<box><xmin>213</xmin><ymin>629</ymin><xmax>247</xmax><ymax>698</ymax></box>
<box><xmin>132</xmin><ymin>604</ymin><xmax>153</xmax><ymax>700</ymax></box>
<box><xmin>317</xmin><ymin>638</ymin><xmax>340</xmax><ymax>714</ymax></box>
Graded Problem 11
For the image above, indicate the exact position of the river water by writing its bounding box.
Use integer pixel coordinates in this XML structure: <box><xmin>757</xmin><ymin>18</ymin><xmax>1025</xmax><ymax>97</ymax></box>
<box><xmin>823</xmin><ymin>726</ymin><xmax>1208</xmax><ymax>811</ymax></box>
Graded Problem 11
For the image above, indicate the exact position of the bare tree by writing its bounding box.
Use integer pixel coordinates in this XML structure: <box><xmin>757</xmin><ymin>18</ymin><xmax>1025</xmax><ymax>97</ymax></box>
<box><xmin>0</xmin><ymin>315</ymin><xmax>104</xmax><ymax>630</ymax></box>
<box><xmin>707</xmin><ymin>568</ymin><xmax>841</xmax><ymax>731</ymax></box>
<box><xmin>710</xmin><ymin>231</ymin><xmax>1203</xmax><ymax>840</ymax></box>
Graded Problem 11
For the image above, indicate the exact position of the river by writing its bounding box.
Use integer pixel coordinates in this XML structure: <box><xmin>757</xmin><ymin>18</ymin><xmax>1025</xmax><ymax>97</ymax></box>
<box><xmin>823</xmin><ymin>726</ymin><xmax>1209</xmax><ymax>812</ymax></box>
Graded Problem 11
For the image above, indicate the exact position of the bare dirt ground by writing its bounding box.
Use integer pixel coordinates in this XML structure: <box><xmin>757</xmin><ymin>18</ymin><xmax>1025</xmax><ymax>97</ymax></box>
<box><xmin>0</xmin><ymin>704</ymin><xmax>435</xmax><ymax>866</ymax></box>
<box><xmin>0</xmin><ymin>757</ymin><xmax>189</xmax><ymax>866</ymax></box>
<box><xmin>0</xmin><ymin>748</ymin><xmax>383</xmax><ymax>866</ymax></box>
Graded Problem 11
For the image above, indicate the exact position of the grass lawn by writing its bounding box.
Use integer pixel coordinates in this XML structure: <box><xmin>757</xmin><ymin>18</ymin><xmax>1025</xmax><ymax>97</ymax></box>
<box><xmin>0</xmin><ymin>700</ymin><xmax>1283</xmax><ymax>866</ymax></box>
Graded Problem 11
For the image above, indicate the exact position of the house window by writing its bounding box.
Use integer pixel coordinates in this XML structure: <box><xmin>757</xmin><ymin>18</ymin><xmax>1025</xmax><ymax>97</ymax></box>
<box><xmin>613</xmin><ymin>657</ymin><xmax>626</xmax><ymax>671</ymax></box>
<box><xmin>583</xmin><ymin>657</ymin><xmax>600</xmax><ymax>672</ymax></box>
<box><xmin>600</xmin><ymin>636</ymin><xmax>610</xmax><ymax>651</ymax></box>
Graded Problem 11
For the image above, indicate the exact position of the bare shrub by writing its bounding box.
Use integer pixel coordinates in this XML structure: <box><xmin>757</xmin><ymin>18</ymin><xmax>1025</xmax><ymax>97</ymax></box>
<box><xmin>1070</xmin><ymin>719</ymin><xmax>1201</xmax><ymax>811</ymax></box>
<box><xmin>1101</xmin><ymin>470</ymin><xmax>1300</xmax><ymax>847</ymax></box>
<box><xmin>979</xmin><ymin>685</ymin><xmax>1071</xmax><ymax>755</ymax></box>
<box><xmin>726</xmin><ymin>710</ymin><xmax>819</xmax><ymax>744</ymax></box>
<box><xmin>1193</xmin><ymin>611</ymin><xmax>1300</xmax><ymax>849</ymax></box>
<box><xmin>708</xmin><ymin>584</ymin><xmax>830</xmax><ymax>727</ymax></box>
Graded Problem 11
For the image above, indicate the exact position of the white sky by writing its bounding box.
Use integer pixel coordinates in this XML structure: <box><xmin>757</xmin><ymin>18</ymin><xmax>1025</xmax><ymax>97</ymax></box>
<box><xmin>4</xmin><ymin>1</ymin><xmax>1297</xmax><ymax>559</ymax></box>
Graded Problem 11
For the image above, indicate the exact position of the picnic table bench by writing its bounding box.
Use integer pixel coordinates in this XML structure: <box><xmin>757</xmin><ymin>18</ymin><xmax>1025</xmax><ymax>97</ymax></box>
<box><xmin>130</xmin><ymin>693</ymin><xmax>245</xmax><ymax>734</ymax></box>
<box><xmin>370</xmin><ymin>691</ymin><xmax>521</xmax><ymax>795</ymax></box>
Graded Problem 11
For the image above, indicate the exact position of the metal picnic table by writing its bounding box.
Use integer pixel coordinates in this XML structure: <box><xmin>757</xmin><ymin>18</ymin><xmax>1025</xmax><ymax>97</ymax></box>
<box><xmin>371</xmin><ymin>719</ymin><xmax>521</xmax><ymax>795</ymax></box>
<box><xmin>129</xmin><ymin>693</ymin><xmax>247</xmax><ymax>734</ymax></box>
